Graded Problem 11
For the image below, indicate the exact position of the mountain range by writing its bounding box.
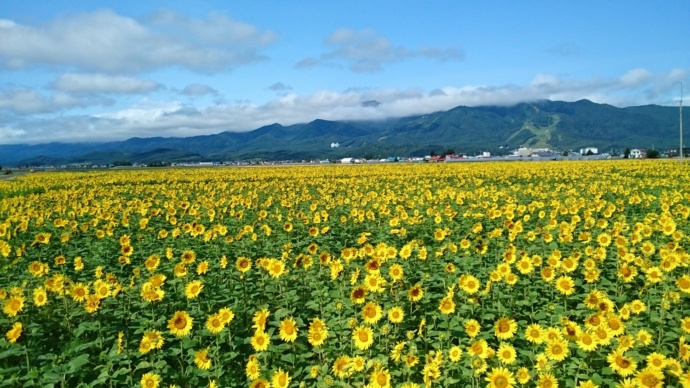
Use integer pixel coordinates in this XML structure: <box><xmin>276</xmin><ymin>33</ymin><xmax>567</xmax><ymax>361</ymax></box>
<box><xmin>0</xmin><ymin>99</ymin><xmax>686</xmax><ymax>166</ymax></box>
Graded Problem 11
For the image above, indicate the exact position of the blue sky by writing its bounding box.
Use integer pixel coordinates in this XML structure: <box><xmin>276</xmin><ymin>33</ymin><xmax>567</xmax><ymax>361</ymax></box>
<box><xmin>0</xmin><ymin>1</ymin><xmax>688</xmax><ymax>144</ymax></box>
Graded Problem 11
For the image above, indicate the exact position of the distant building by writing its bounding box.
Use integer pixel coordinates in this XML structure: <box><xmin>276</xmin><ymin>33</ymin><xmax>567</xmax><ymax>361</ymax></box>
<box><xmin>340</xmin><ymin>157</ymin><xmax>353</xmax><ymax>164</ymax></box>
<box><xmin>330</xmin><ymin>142</ymin><xmax>340</xmax><ymax>148</ymax></box>
<box><xmin>513</xmin><ymin>147</ymin><xmax>551</xmax><ymax>157</ymax></box>
<box><xmin>580</xmin><ymin>147</ymin><xmax>598</xmax><ymax>155</ymax></box>
<box><xmin>481</xmin><ymin>152</ymin><xmax>491</xmax><ymax>158</ymax></box>
<box><xmin>530</xmin><ymin>151</ymin><xmax>556</xmax><ymax>158</ymax></box>
<box><xmin>630</xmin><ymin>149</ymin><xmax>646</xmax><ymax>159</ymax></box>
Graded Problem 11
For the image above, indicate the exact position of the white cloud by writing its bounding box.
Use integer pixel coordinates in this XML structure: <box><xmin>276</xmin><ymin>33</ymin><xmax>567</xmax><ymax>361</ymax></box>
<box><xmin>0</xmin><ymin>9</ymin><xmax>277</xmax><ymax>73</ymax></box>
<box><xmin>1</xmin><ymin>68</ymin><xmax>687</xmax><ymax>144</ymax></box>
<box><xmin>298</xmin><ymin>28</ymin><xmax>463</xmax><ymax>73</ymax></box>
<box><xmin>181</xmin><ymin>83</ymin><xmax>218</xmax><ymax>96</ymax></box>
<box><xmin>268</xmin><ymin>82</ymin><xmax>292</xmax><ymax>91</ymax></box>
<box><xmin>619</xmin><ymin>68</ymin><xmax>652</xmax><ymax>87</ymax></box>
<box><xmin>52</xmin><ymin>73</ymin><xmax>161</xmax><ymax>94</ymax></box>
<box><xmin>0</xmin><ymin>87</ymin><xmax>112</xmax><ymax>114</ymax></box>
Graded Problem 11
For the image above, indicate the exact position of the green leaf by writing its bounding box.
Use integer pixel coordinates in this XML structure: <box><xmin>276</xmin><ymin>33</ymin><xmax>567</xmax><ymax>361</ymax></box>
<box><xmin>591</xmin><ymin>373</ymin><xmax>603</xmax><ymax>384</ymax></box>
<box><xmin>67</xmin><ymin>354</ymin><xmax>90</xmax><ymax>373</ymax></box>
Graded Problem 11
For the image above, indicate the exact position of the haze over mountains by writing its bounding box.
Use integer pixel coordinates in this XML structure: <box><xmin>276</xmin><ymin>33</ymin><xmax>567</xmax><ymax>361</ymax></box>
<box><xmin>0</xmin><ymin>99</ymin><xmax>685</xmax><ymax>166</ymax></box>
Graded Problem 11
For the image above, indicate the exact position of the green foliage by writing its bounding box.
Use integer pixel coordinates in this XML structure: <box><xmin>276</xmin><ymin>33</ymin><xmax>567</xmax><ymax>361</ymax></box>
<box><xmin>646</xmin><ymin>149</ymin><xmax>660</xmax><ymax>158</ymax></box>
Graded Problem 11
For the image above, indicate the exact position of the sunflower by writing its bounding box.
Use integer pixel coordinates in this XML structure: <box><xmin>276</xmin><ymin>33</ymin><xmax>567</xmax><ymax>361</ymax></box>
<box><xmin>196</xmin><ymin>261</ymin><xmax>209</xmax><ymax>275</ymax></box>
<box><xmin>369</xmin><ymin>368</ymin><xmax>391</xmax><ymax>388</ymax></box>
<box><xmin>140</xmin><ymin>282</ymin><xmax>164</xmax><ymax>303</ymax></box>
<box><xmin>516</xmin><ymin>257</ymin><xmax>534</xmax><ymax>274</ymax></box>
<box><xmin>485</xmin><ymin>366</ymin><xmax>516</xmax><ymax>388</ymax></box>
<box><xmin>438</xmin><ymin>296</ymin><xmax>455</xmax><ymax>315</ymax></box>
<box><xmin>497</xmin><ymin>343</ymin><xmax>517</xmax><ymax>365</ymax></box>
<box><xmin>206</xmin><ymin>313</ymin><xmax>225</xmax><ymax>334</ymax></box>
<box><xmin>606</xmin><ymin>316</ymin><xmax>625</xmax><ymax>336</ymax></box>
<box><xmin>618</xmin><ymin>263</ymin><xmax>638</xmax><ymax>282</ymax></box>
<box><xmin>332</xmin><ymin>356</ymin><xmax>351</xmax><ymax>379</ymax></box>
<box><xmin>516</xmin><ymin>367</ymin><xmax>530</xmax><ymax>385</ymax></box>
<box><xmin>407</xmin><ymin>284</ymin><xmax>424</xmax><ymax>302</ymax></box>
<box><xmin>607</xmin><ymin>349</ymin><xmax>637</xmax><ymax>377</ymax></box>
<box><xmin>350</xmin><ymin>355</ymin><xmax>365</xmax><ymax>372</ymax></box>
<box><xmin>554</xmin><ymin>276</ymin><xmax>575</xmax><ymax>296</ymax></box>
<box><xmin>267</xmin><ymin>260</ymin><xmax>286</xmax><ymax>278</ymax></box>
<box><xmin>468</xmin><ymin>339</ymin><xmax>489</xmax><ymax>358</ymax></box>
<box><xmin>644</xmin><ymin>267</ymin><xmax>663</xmax><ymax>284</ymax></box>
<box><xmin>308</xmin><ymin>328</ymin><xmax>327</xmax><ymax>347</ymax></box>
<box><xmin>70</xmin><ymin>283</ymin><xmax>89</xmax><ymax>303</ymax></box>
<box><xmin>236</xmin><ymin>257</ymin><xmax>252</xmax><ymax>273</ymax></box>
<box><xmin>144</xmin><ymin>255</ymin><xmax>160</xmax><ymax>273</ymax></box>
<box><xmin>139</xmin><ymin>337</ymin><xmax>153</xmax><ymax>355</ymax></box>
<box><xmin>168</xmin><ymin>311</ymin><xmax>193</xmax><ymax>337</ymax></box>
<box><xmin>249</xmin><ymin>379</ymin><xmax>270</xmax><ymax>388</ymax></box>
<box><xmin>361</xmin><ymin>301</ymin><xmax>383</xmax><ymax>324</ymax></box>
<box><xmin>145</xmin><ymin>331</ymin><xmax>164</xmax><ymax>349</ymax></box>
<box><xmin>364</xmin><ymin>273</ymin><xmax>386</xmax><ymax>293</ymax></box>
<box><xmin>388</xmin><ymin>264</ymin><xmax>403</xmax><ymax>280</ymax></box>
<box><xmin>541</xmin><ymin>267</ymin><xmax>555</xmax><ymax>282</ymax></box>
<box><xmin>544</xmin><ymin>326</ymin><xmax>563</xmax><ymax>343</ymax></box>
<box><xmin>583</xmin><ymin>290</ymin><xmax>604</xmax><ymax>309</ymax></box>
<box><xmin>677</xmin><ymin>275</ymin><xmax>690</xmax><ymax>293</ymax></box>
<box><xmin>173</xmin><ymin>263</ymin><xmax>187</xmax><ymax>278</ymax></box>
<box><xmin>184</xmin><ymin>280</ymin><xmax>204</xmax><ymax>299</ymax></box>
<box><xmin>181</xmin><ymin>250</ymin><xmax>196</xmax><ymax>264</ymax></box>
<box><xmin>271</xmin><ymin>368</ymin><xmax>291</xmax><ymax>388</ymax></box>
<box><xmin>630</xmin><ymin>299</ymin><xmax>646</xmax><ymax>314</ymax></box>
<box><xmin>449</xmin><ymin>345</ymin><xmax>463</xmax><ymax>362</ymax></box>
<box><xmin>465</xmin><ymin>319</ymin><xmax>481</xmax><ymax>338</ymax></box>
<box><xmin>31</xmin><ymin>232</ymin><xmax>51</xmax><ymax>246</ymax></box>
<box><xmin>404</xmin><ymin>353</ymin><xmax>419</xmax><ymax>368</ymax></box>
<box><xmin>140</xmin><ymin>372</ymin><xmax>160</xmax><ymax>388</ymax></box>
<box><xmin>645</xmin><ymin>352</ymin><xmax>666</xmax><ymax>370</ymax></box>
<box><xmin>470</xmin><ymin>358</ymin><xmax>487</xmax><ymax>376</ymax></box>
<box><xmin>246</xmin><ymin>356</ymin><xmax>260</xmax><ymax>380</ymax></box>
<box><xmin>545</xmin><ymin>339</ymin><xmax>569</xmax><ymax>362</ymax></box>
<box><xmin>576</xmin><ymin>332</ymin><xmax>598</xmax><ymax>352</ymax></box>
<box><xmin>524</xmin><ymin>323</ymin><xmax>544</xmax><ymax>344</ymax></box>
<box><xmin>5</xmin><ymin>322</ymin><xmax>22</xmax><ymax>343</ymax></box>
<box><xmin>194</xmin><ymin>347</ymin><xmax>212</xmax><ymax>370</ymax></box>
<box><xmin>117</xmin><ymin>331</ymin><xmax>124</xmax><ymax>354</ymax></box>
<box><xmin>636</xmin><ymin>329</ymin><xmax>653</xmax><ymax>347</ymax></box>
<box><xmin>665</xmin><ymin>358</ymin><xmax>682</xmax><ymax>377</ymax></box>
<box><xmin>635</xmin><ymin>368</ymin><xmax>664</xmax><ymax>388</ymax></box>
<box><xmin>460</xmin><ymin>274</ymin><xmax>481</xmax><ymax>294</ymax></box>
<box><xmin>388</xmin><ymin>306</ymin><xmax>404</xmax><ymax>324</ymax></box>
<box><xmin>494</xmin><ymin>317</ymin><xmax>517</xmax><ymax>340</ymax></box>
<box><xmin>594</xmin><ymin>326</ymin><xmax>612</xmax><ymax>346</ymax></box>
<box><xmin>279</xmin><ymin>317</ymin><xmax>298</xmax><ymax>342</ymax></box>
<box><xmin>93</xmin><ymin>280</ymin><xmax>111</xmax><ymax>300</ymax></box>
<box><xmin>251</xmin><ymin>330</ymin><xmax>270</xmax><ymax>352</ymax></box>
<box><xmin>350</xmin><ymin>286</ymin><xmax>367</xmax><ymax>304</ymax></box>
<box><xmin>252</xmin><ymin>309</ymin><xmax>270</xmax><ymax>332</ymax></box>
<box><xmin>353</xmin><ymin>326</ymin><xmax>374</xmax><ymax>350</ymax></box>
<box><xmin>32</xmin><ymin>287</ymin><xmax>48</xmax><ymax>307</ymax></box>
<box><xmin>537</xmin><ymin>373</ymin><xmax>558</xmax><ymax>388</ymax></box>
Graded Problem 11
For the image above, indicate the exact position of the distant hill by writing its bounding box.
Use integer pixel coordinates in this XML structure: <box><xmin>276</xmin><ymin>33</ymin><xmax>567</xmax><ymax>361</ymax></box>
<box><xmin>0</xmin><ymin>99</ymin><xmax>686</xmax><ymax>165</ymax></box>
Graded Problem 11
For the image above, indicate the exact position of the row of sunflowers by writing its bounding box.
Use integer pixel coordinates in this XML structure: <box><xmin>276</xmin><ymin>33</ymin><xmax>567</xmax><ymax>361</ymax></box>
<box><xmin>0</xmin><ymin>160</ymin><xmax>689</xmax><ymax>387</ymax></box>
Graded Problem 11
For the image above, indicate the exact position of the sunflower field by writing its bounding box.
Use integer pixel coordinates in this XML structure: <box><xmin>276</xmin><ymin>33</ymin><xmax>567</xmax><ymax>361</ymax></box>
<box><xmin>0</xmin><ymin>160</ymin><xmax>689</xmax><ymax>388</ymax></box>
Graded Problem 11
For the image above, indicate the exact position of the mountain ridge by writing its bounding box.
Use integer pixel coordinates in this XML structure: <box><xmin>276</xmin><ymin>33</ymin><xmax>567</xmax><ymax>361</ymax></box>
<box><xmin>1</xmin><ymin>99</ymin><xmax>686</xmax><ymax>165</ymax></box>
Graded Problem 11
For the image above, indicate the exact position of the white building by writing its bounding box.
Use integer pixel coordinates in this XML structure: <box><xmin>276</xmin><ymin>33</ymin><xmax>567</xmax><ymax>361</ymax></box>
<box><xmin>580</xmin><ymin>147</ymin><xmax>598</xmax><ymax>155</ymax></box>
<box><xmin>330</xmin><ymin>142</ymin><xmax>340</xmax><ymax>148</ymax></box>
<box><xmin>340</xmin><ymin>157</ymin><xmax>354</xmax><ymax>164</ymax></box>
<box><xmin>630</xmin><ymin>149</ymin><xmax>645</xmax><ymax>159</ymax></box>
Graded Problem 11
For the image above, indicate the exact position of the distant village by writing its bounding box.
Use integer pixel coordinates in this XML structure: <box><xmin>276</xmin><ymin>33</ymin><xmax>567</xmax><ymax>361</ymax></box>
<box><xmin>7</xmin><ymin>144</ymin><xmax>685</xmax><ymax>174</ymax></box>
